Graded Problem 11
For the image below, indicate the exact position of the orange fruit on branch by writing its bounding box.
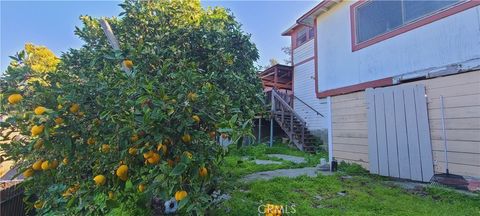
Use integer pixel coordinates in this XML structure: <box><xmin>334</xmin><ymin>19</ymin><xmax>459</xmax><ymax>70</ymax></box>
<box><xmin>123</xmin><ymin>59</ymin><xmax>133</xmax><ymax>69</ymax></box>
<box><xmin>128</xmin><ymin>147</ymin><xmax>138</xmax><ymax>155</ymax></box>
<box><xmin>93</xmin><ymin>175</ymin><xmax>106</xmax><ymax>186</ymax></box>
<box><xmin>187</xmin><ymin>92</ymin><xmax>198</xmax><ymax>102</ymax></box>
<box><xmin>181</xmin><ymin>134</ymin><xmax>191</xmax><ymax>143</ymax></box>
<box><xmin>69</xmin><ymin>103</ymin><xmax>80</xmax><ymax>113</ymax></box>
<box><xmin>31</xmin><ymin>125</ymin><xmax>44</xmax><ymax>136</ymax></box>
<box><xmin>147</xmin><ymin>152</ymin><xmax>160</xmax><ymax>164</ymax></box>
<box><xmin>54</xmin><ymin>117</ymin><xmax>64</xmax><ymax>125</ymax></box>
<box><xmin>199</xmin><ymin>167</ymin><xmax>208</xmax><ymax>177</ymax></box>
<box><xmin>8</xmin><ymin>93</ymin><xmax>23</xmax><ymax>104</ymax></box>
<box><xmin>41</xmin><ymin>160</ymin><xmax>50</xmax><ymax>171</ymax></box>
<box><xmin>138</xmin><ymin>183</ymin><xmax>146</xmax><ymax>192</ymax></box>
<box><xmin>34</xmin><ymin>106</ymin><xmax>46</xmax><ymax>115</ymax></box>
<box><xmin>192</xmin><ymin>115</ymin><xmax>200</xmax><ymax>124</ymax></box>
<box><xmin>175</xmin><ymin>190</ymin><xmax>188</xmax><ymax>201</ymax></box>
<box><xmin>32</xmin><ymin>160</ymin><xmax>43</xmax><ymax>170</ymax></box>
<box><xmin>23</xmin><ymin>168</ymin><xmax>34</xmax><ymax>178</ymax></box>
<box><xmin>116</xmin><ymin>165</ymin><xmax>128</xmax><ymax>181</ymax></box>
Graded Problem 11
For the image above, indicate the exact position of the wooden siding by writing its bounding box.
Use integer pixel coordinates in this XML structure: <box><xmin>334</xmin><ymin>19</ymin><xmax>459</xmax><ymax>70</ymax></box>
<box><xmin>331</xmin><ymin>70</ymin><xmax>480</xmax><ymax>177</ymax></box>
<box><xmin>422</xmin><ymin>71</ymin><xmax>480</xmax><ymax>177</ymax></box>
<box><xmin>293</xmin><ymin>61</ymin><xmax>328</xmax><ymax>130</ymax></box>
<box><xmin>293</xmin><ymin>39</ymin><xmax>314</xmax><ymax>65</ymax></box>
<box><xmin>331</xmin><ymin>91</ymin><xmax>369</xmax><ymax>169</ymax></box>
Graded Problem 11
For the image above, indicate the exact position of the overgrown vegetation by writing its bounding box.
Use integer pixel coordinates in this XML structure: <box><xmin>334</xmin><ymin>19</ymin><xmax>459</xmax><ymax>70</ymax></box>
<box><xmin>213</xmin><ymin>143</ymin><xmax>480</xmax><ymax>216</ymax></box>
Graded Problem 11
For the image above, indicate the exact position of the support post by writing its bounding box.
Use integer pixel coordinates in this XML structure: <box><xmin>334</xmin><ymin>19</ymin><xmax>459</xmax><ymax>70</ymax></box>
<box><xmin>270</xmin><ymin>118</ymin><xmax>274</xmax><ymax>147</ymax></box>
<box><xmin>258</xmin><ymin>118</ymin><xmax>262</xmax><ymax>143</ymax></box>
<box><xmin>270</xmin><ymin>90</ymin><xmax>276</xmax><ymax>147</ymax></box>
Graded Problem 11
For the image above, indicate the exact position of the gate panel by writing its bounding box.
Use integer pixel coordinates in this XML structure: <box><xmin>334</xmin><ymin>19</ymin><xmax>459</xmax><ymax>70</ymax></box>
<box><xmin>366</xmin><ymin>84</ymin><xmax>434</xmax><ymax>182</ymax></box>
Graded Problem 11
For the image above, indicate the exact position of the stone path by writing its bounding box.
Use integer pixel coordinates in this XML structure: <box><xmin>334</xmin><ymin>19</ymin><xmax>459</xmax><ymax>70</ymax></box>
<box><xmin>241</xmin><ymin>157</ymin><xmax>283</xmax><ymax>165</ymax></box>
<box><xmin>242</xmin><ymin>167</ymin><xmax>333</xmax><ymax>182</ymax></box>
<box><xmin>266</xmin><ymin>154</ymin><xmax>306</xmax><ymax>164</ymax></box>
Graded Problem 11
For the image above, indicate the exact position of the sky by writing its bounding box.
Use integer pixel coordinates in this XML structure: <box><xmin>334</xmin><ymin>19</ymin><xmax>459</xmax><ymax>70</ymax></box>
<box><xmin>0</xmin><ymin>0</ymin><xmax>318</xmax><ymax>73</ymax></box>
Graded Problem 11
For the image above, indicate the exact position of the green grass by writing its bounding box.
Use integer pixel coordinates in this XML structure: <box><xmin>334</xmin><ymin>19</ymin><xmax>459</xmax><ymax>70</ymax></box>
<box><xmin>211</xmin><ymin>142</ymin><xmax>480</xmax><ymax>216</ymax></box>
<box><xmin>219</xmin><ymin>142</ymin><xmax>326</xmax><ymax>179</ymax></box>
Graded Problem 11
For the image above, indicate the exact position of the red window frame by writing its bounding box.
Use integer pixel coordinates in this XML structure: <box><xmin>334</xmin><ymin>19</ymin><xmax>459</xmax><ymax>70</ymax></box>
<box><xmin>294</xmin><ymin>26</ymin><xmax>315</xmax><ymax>49</ymax></box>
<box><xmin>350</xmin><ymin>0</ymin><xmax>480</xmax><ymax>52</ymax></box>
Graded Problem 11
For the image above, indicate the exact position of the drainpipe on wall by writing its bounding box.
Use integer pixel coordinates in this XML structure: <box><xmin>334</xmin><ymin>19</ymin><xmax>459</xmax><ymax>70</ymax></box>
<box><xmin>327</xmin><ymin>96</ymin><xmax>333</xmax><ymax>168</ymax></box>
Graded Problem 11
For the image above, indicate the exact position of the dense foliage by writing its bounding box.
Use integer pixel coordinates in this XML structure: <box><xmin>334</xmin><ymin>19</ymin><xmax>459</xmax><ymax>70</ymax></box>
<box><xmin>0</xmin><ymin>0</ymin><xmax>262</xmax><ymax>214</ymax></box>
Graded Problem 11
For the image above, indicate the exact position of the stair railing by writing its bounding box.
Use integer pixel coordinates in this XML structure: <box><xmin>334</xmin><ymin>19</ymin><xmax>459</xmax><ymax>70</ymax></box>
<box><xmin>271</xmin><ymin>89</ymin><xmax>307</xmax><ymax>150</ymax></box>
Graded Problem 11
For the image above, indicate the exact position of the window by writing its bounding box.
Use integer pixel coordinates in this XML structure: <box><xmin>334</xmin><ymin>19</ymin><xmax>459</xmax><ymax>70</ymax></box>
<box><xmin>295</xmin><ymin>26</ymin><xmax>315</xmax><ymax>47</ymax></box>
<box><xmin>353</xmin><ymin>0</ymin><xmax>463</xmax><ymax>45</ymax></box>
<box><xmin>296</xmin><ymin>28</ymin><xmax>308</xmax><ymax>46</ymax></box>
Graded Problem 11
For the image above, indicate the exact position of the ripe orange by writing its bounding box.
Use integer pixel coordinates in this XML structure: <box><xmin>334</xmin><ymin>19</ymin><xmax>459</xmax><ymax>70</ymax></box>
<box><xmin>101</xmin><ymin>144</ymin><xmax>110</xmax><ymax>153</ymax></box>
<box><xmin>34</xmin><ymin>200</ymin><xmax>44</xmax><ymax>209</ymax></box>
<box><xmin>123</xmin><ymin>60</ymin><xmax>133</xmax><ymax>69</ymax></box>
<box><xmin>199</xmin><ymin>167</ymin><xmax>208</xmax><ymax>177</ymax></box>
<box><xmin>116</xmin><ymin>165</ymin><xmax>128</xmax><ymax>181</ymax></box>
<box><xmin>183</xmin><ymin>151</ymin><xmax>193</xmax><ymax>159</ymax></box>
<box><xmin>192</xmin><ymin>115</ymin><xmax>200</xmax><ymax>124</ymax></box>
<box><xmin>187</xmin><ymin>92</ymin><xmax>198</xmax><ymax>102</ymax></box>
<box><xmin>34</xmin><ymin>106</ymin><xmax>46</xmax><ymax>115</ymax></box>
<box><xmin>23</xmin><ymin>168</ymin><xmax>35</xmax><ymax>178</ymax></box>
<box><xmin>69</xmin><ymin>103</ymin><xmax>80</xmax><ymax>113</ymax></box>
<box><xmin>32</xmin><ymin>160</ymin><xmax>43</xmax><ymax>170</ymax></box>
<box><xmin>147</xmin><ymin>152</ymin><xmax>160</xmax><ymax>164</ymax></box>
<box><xmin>87</xmin><ymin>137</ymin><xmax>96</xmax><ymax>145</ymax></box>
<box><xmin>41</xmin><ymin>161</ymin><xmax>50</xmax><ymax>171</ymax></box>
<box><xmin>128</xmin><ymin>147</ymin><xmax>138</xmax><ymax>155</ymax></box>
<box><xmin>49</xmin><ymin>160</ymin><xmax>59</xmax><ymax>169</ymax></box>
<box><xmin>181</xmin><ymin>134</ymin><xmax>191</xmax><ymax>143</ymax></box>
<box><xmin>54</xmin><ymin>117</ymin><xmax>64</xmax><ymax>125</ymax></box>
<box><xmin>175</xmin><ymin>190</ymin><xmax>188</xmax><ymax>201</ymax></box>
<box><xmin>7</xmin><ymin>94</ymin><xmax>23</xmax><ymax>104</ymax></box>
<box><xmin>93</xmin><ymin>175</ymin><xmax>106</xmax><ymax>186</ymax></box>
<box><xmin>138</xmin><ymin>183</ymin><xmax>146</xmax><ymax>192</ymax></box>
<box><xmin>31</xmin><ymin>125</ymin><xmax>44</xmax><ymax>136</ymax></box>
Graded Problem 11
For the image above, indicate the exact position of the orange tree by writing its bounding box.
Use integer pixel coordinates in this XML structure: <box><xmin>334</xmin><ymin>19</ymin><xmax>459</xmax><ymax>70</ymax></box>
<box><xmin>0</xmin><ymin>0</ymin><xmax>263</xmax><ymax>215</ymax></box>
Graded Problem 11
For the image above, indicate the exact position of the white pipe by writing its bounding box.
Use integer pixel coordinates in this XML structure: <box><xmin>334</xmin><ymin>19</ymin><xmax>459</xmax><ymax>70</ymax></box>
<box><xmin>327</xmin><ymin>96</ymin><xmax>333</xmax><ymax>167</ymax></box>
<box><xmin>440</xmin><ymin>95</ymin><xmax>449</xmax><ymax>174</ymax></box>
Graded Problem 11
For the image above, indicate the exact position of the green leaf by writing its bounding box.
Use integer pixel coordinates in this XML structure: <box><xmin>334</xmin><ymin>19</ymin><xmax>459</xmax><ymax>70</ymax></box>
<box><xmin>177</xmin><ymin>196</ymin><xmax>190</xmax><ymax>210</ymax></box>
<box><xmin>170</xmin><ymin>163</ymin><xmax>187</xmax><ymax>176</ymax></box>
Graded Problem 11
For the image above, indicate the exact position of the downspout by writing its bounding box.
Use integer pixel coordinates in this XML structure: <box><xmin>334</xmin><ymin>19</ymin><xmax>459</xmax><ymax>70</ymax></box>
<box><xmin>327</xmin><ymin>96</ymin><xmax>333</xmax><ymax>167</ymax></box>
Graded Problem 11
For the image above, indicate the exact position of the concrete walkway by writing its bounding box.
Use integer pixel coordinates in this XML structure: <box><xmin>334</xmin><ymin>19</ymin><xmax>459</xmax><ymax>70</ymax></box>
<box><xmin>242</xmin><ymin>167</ymin><xmax>333</xmax><ymax>182</ymax></box>
<box><xmin>266</xmin><ymin>154</ymin><xmax>306</xmax><ymax>164</ymax></box>
<box><xmin>241</xmin><ymin>157</ymin><xmax>283</xmax><ymax>165</ymax></box>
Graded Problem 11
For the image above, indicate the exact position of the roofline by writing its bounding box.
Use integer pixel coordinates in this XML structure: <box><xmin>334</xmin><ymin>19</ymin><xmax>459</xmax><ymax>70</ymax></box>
<box><xmin>282</xmin><ymin>0</ymin><xmax>342</xmax><ymax>36</ymax></box>
<box><xmin>281</xmin><ymin>23</ymin><xmax>300</xmax><ymax>36</ymax></box>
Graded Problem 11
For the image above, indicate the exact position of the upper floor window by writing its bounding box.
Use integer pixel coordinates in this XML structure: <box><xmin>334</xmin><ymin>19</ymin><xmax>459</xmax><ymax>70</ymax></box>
<box><xmin>296</xmin><ymin>26</ymin><xmax>315</xmax><ymax>47</ymax></box>
<box><xmin>351</xmin><ymin>0</ymin><xmax>473</xmax><ymax>51</ymax></box>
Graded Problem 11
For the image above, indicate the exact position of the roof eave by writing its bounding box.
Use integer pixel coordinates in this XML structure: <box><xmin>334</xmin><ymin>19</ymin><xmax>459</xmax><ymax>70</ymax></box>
<box><xmin>297</xmin><ymin>0</ymin><xmax>342</xmax><ymax>27</ymax></box>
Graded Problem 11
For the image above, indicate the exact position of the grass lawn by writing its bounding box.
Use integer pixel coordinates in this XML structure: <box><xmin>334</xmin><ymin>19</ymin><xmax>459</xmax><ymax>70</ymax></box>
<box><xmin>212</xmin><ymin>143</ymin><xmax>480</xmax><ymax>215</ymax></box>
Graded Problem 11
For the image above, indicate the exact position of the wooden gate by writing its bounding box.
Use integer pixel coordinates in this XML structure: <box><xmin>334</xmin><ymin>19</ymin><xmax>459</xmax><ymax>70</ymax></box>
<box><xmin>366</xmin><ymin>84</ymin><xmax>434</xmax><ymax>182</ymax></box>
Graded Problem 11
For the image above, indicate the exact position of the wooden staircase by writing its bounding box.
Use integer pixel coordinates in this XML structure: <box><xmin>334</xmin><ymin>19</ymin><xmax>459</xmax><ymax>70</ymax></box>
<box><xmin>270</xmin><ymin>89</ymin><xmax>319</xmax><ymax>153</ymax></box>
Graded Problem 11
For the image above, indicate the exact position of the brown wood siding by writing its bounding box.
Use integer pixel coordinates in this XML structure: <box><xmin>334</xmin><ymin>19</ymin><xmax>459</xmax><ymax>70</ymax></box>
<box><xmin>331</xmin><ymin>91</ymin><xmax>369</xmax><ymax>169</ymax></box>
<box><xmin>331</xmin><ymin>70</ymin><xmax>480</xmax><ymax>177</ymax></box>
<box><xmin>422</xmin><ymin>71</ymin><xmax>480</xmax><ymax>177</ymax></box>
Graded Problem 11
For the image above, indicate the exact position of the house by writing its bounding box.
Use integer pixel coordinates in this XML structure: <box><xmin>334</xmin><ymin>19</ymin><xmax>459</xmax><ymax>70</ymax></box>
<box><xmin>265</xmin><ymin>0</ymin><xmax>480</xmax><ymax>184</ymax></box>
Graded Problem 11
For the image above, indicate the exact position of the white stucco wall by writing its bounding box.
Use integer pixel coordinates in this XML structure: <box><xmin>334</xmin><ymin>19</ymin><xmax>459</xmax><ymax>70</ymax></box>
<box><xmin>316</xmin><ymin>1</ymin><xmax>480</xmax><ymax>92</ymax></box>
